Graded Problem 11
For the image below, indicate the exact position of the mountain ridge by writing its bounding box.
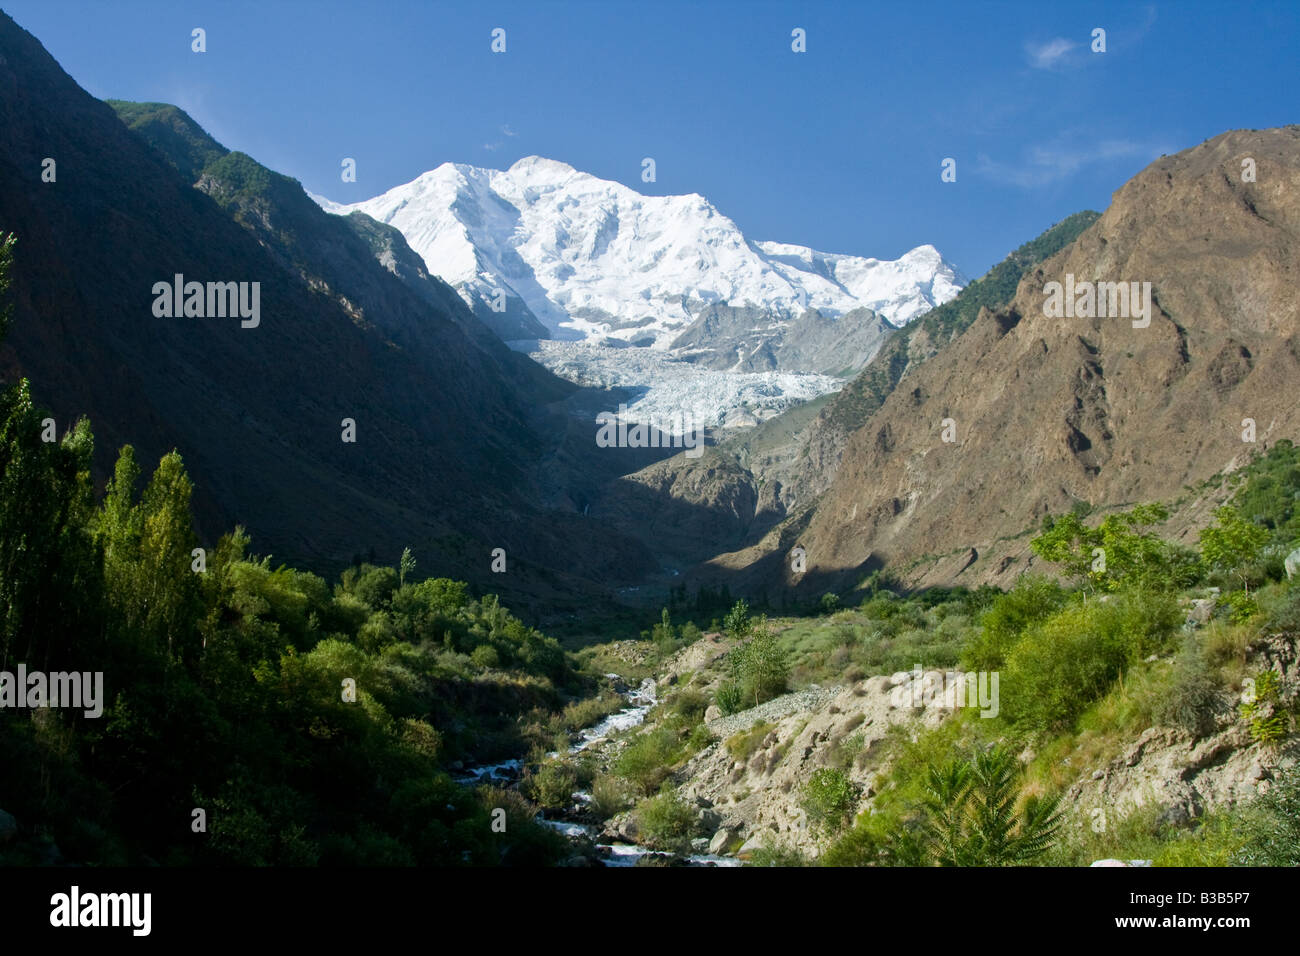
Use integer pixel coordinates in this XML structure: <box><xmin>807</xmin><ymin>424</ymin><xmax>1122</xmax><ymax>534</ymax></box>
<box><xmin>314</xmin><ymin>157</ymin><xmax>965</xmax><ymax>349</ymax></box>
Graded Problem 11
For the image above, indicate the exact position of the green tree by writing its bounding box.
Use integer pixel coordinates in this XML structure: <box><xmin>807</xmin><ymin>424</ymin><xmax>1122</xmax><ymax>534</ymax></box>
<box><xmin>398</xmin><ymin>546</ymin><xmax>415</xmax><ymax>586</ymax></box>
<box><xmin>137</xmin><ymin>451</ymin><xmax>203</xmax><ymax>662</ymax></box>
<box><xmin>0</xmin><ymin>379</ymin><xmax>101</xmax><ymax>669</ymax></box>
<box><xmin>1200</xmin><ymin>505</ymin><xmax>1270</xmax><ymax>594</ymax></box>
<box><xmin>0</xmin><ymin>232</ymin><xmax>14</xmax><ymax>341</ymax></box>
<box><xmin>723</xmin><ymin>598</ymin><xmax>752</xmax><ymax>640</ymax></box>
<box><xmin>1032</xmin><ymin>503</ymin><xmax>1194</xmax><ymax>595</ymax></box>
<box><xmin>726</xmin><ymin>615</ymin><xmax>788</xmax><ymax>709</ymax></box>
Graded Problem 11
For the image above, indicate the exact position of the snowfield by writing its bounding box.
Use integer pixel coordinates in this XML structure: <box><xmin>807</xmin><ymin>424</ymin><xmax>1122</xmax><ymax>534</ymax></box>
<box><xmin>316</xmin><ymin>156</ymin><xmax>964</xmax><ymax>347</ymax></box>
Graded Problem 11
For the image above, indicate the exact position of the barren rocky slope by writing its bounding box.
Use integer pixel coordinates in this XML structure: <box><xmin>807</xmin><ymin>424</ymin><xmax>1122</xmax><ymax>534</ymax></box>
<box><xmin>699</xmin><ymin>127</ymin><xmax>1300</xmax><ymax>599</ymax></box>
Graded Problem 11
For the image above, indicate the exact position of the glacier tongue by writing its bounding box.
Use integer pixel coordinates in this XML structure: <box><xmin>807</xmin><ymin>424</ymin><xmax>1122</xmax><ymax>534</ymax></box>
<box><xmin>520</xmin><ymin>340</ymin><xmax>843</xmax><ymax>434</ymax></box>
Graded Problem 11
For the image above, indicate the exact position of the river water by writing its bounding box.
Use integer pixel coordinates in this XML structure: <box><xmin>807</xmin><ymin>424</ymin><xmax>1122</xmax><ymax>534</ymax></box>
<box><xmin>458</xmin><ymin>674</ymin><xmax>740</xmax><ymax>867</ymax></box>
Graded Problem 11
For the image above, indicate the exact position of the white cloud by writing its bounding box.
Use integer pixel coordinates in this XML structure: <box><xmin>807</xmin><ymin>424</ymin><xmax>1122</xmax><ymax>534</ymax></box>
<box><xmin>1026</xmin><ymin>37</ymin><xmax>1078</xmax><ymax>69</ymax></box>
<box><xmin>975</xmin><ymin>136</ymin><xmax>1175</xmax><ymax>188</ymax></box>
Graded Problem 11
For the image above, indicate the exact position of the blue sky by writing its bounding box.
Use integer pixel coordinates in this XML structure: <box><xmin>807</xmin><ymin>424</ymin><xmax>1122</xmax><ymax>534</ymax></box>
<box><xmin>6</xmin><ymin>0</ymin><xmax>1297</xmax><ymax>277</ymax></box>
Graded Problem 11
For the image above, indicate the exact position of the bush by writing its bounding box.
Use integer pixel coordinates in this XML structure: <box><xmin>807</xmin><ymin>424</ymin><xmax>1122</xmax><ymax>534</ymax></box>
<box><xmin>669</xmin><ymin>688</ymin><xmax>709</xmax><ymax>724</ymax></box>
<box><xmin>1233</xmin><ymin>763</ymin><xmax>1300</xmax><ymax>865</ymax></box>
<box><xmin>747</xmin><ymin>844</ymin><xmax>811</xmax><ymax>867</ymax></box>
<box><xmin>1001</xmin><ymin>590</ymin><xmax>1181</xmax><ymax>730</ymax></box>
<box><xmin>715</xmin><ymin>681</ymin><xmax>744</xmax><ymax>716</ymax></box>
<box><xmin>636</xmin><ymin>789</ymin><xmax>697</xmax><ymax>850</ymax></box>
<box><xmin>1154</xmin><ymin>642</ymin><xmax>1223</xmax><ymax>737</ymax></box>
<box><xmin>801</xmin><ymin>768</ymin><xmax>861</xmax><ymax>838</ymax></box>
<box><xmin>470</xmin><ymin>644</ymin><xmax>500</xmax><ymax>669</ymax></box>
<box><xmin>1241</xmin><ymin>669</ymin><xmax>1289</xmax><ymax>746</ymax></box>
<box><xmin>962</xmin><ymin>577</ymin><xmax>1068</xmax><ymax>671</ymax></box>
<box><xmin>1218</xmin><ymin>590</ymin><xmax>1258</xmax><ymax>625</ymax></box>
<box><xmin>908</xmin><ymin>746</ymin><xmax>1061</xmax><ymax>865</ymax></box>
<box><xmin>1262</xmin><ymin>586</ymin><xmax>1300</xmax><ymax>633</ymax></box>
<box><xmin>589</xmin><ymin>774</ymin><xmax>629</xmax><ymax>821</ymax></box>
<box><xmin>723</xmin><ymin>599</ymin><xmax>752</xmax><ymax>640</ymax></box>
<box><xmin>725</xmin><ymin>721</ymin><xmax>774</xmax><ymax>763</ymax></box>
<box><xmin>523</xmin><ymin>761</ymin><xmax>578</xmax><ymax>809</ymax></box>
<box><xmin>727</xmin><ymin>617</ymin><xmax>789</xmax><ymax>709</ymax></box>
<box><xmin>614</xmin><ymin>727</ymin><xmax>681</xmax><ymax>795</ymax></box>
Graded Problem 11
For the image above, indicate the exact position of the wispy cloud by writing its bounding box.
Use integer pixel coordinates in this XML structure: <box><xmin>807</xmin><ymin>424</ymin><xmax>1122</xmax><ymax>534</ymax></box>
<box><xmin>1026</xmin><ymin>37</ymin><xmax>1078</xmax><ymax>70</ymax></box>
<box><xmin>975</xmin><ymin>135</ymin><xmax>1175</xmax><ymax>188</ymax></box>
<box><xmin>483</xmin><ymin>124</ymin><xmax>517</xmax><ymax>153</ymax></box>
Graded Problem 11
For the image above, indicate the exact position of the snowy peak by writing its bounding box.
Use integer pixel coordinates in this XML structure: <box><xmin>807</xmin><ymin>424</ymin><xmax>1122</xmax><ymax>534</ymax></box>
<box><xmin>315</xmin><ymin>159</ymin><xmax>964</xmax><ymax>347</ymax></box>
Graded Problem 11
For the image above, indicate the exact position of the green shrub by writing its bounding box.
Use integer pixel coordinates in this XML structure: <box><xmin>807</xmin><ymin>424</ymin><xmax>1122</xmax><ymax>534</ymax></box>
<box><xmin>1241</xmin><ymin>669</ymin><xmax>1289</xmax><ymax>746</ymax></box>
<box><xmin>470</xmin><ymin>644</ymin><xmax>500</xmax><ymax>669</ymax></box>
<box><xmin>1262</xmin><ymin>586</ymin><xmax>1300</xmax><ymax>633</ymax></box>
<box><xmin>723</xmin><ymin>599</ymin><xmax>752</xmax><ymax>640</ymax></box>
<box><xmin>801</xmin><ymin>768</ymin><xmax>861</xmax><ymax>838</ymax></box>
<box><xmin>636</xmin><ymin>789</ymin><xmax>697</xmax><ymax>850</ymax></box>
<box><xmin>911</xmin><ymin>746</ymin><xmax>1061</xmax><ymax>865</ymax></box>
<box><xmin>715</xmin><ymin>681</ymin><xmax>743</xmax><ymax>716</ymax></box>
<box><xmin>614</xmin><ymin>727</ymin><xmax>681</xmax><ymax>795</ymax></box>
<box><xmin>962</xmin><ymin>577</ymin><xmax>1068</xmax><ymax>671</ymax></box>
<box><xmin>747</xmin><ymin>844</ymin><xmax>811</xmax><ymax>866</ymax></box>
<box><xmin>523</xmin><ymin>760</ymin><xmax>577</xmax><ymax>809</ymax></box>
<box><xmin>1233</xmin><ymin>763</ymin><xmax>1300</xmax><ymax>865</ymax></box>
<box><xmin>669</xmin><ymin>688</ymin><xmax>709</xmax><ymax>724</ymax></box>
<box><xmin>589</xmin><ymin>774</ymin><xmax>630</xmax><ymax>821</ymax></box>
<box><xmin>1154</xmin><ymin>642</ymin><xmax>1223</xmax><ymax>737</ymax></box>
<box><xmin>1002</xmin><ymin>590</ymin><xmax>1180</xmax><ymax>730</ymax></box>
<box><xmin>725</xmin><ymin>721</ymin><xmax>774</xmax><ymax>763</ymax></box>
<box><xmin>1218</xmin><ymin>590</ymin><xmax>1258</xmax><ymax>624</ymax></box>
<box><xmin>726</xmin><ymin>617</ymin><xmax>789</xmax><ymax>709</ymax></box>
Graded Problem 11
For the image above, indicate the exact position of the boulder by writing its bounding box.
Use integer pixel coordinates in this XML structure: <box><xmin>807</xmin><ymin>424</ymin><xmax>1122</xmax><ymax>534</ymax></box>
<box><xmin>1184</xmin><ymin>598</ymin><xmax>1216</xmax><ymax>628</ymax></box>
<box><xmin>709</xmin><ymin>828</ymin><xmax>741</xmax><ymax>855</ymax></box>
<box><xmin>704</xmin><ymin>705</ymin><xmax>722</xmax><ymax>723</ymax></box>
<box><xmin>736</xmin><ymin>834</ymin><xmax>768</xmax><ymax>859</ymax></box>
<box><xmin>1286</xmin><ymin>546</ymin><xmax>1300</xmax><ymax>581</ymax></box>
<box><xmin>697</xmin><ymin>808</ymin><xmax>723</xmax><ymax>831</ymax></box>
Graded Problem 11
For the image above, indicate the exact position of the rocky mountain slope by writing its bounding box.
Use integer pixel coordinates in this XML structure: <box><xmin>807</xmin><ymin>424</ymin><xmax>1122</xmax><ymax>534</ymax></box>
<box><xmin>0</xmin><ymin>13</ymin><xmax>659</xmax><ymax>609</ymax></box>
<box><xmin>698</xmin><ymin>127</ymin><xmax>1300</xmax><ymax>600</ymax></box>
<box><xmin>591</xmin><ymin>214</ymin><xmax>1101</xmax><ymax>576</ymax></box>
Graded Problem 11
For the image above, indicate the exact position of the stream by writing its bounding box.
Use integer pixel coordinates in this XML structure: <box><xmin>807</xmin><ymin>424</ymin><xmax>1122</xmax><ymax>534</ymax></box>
<box><xmin>457</xmin><ymin>674</ymin><xmax>740</xmax><ymax>867</ymax></box>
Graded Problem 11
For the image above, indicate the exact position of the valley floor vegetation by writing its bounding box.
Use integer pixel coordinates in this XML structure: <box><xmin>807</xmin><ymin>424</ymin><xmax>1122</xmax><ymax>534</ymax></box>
<box><xmin>534</xmin><ymin>439</ymin><xmax>1300</xmax><ymax>867</ymax></box>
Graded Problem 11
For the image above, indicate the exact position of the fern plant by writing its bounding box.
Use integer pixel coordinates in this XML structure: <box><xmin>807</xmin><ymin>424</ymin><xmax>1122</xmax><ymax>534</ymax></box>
<box><xmin>1241</xmin><ymin>669</ymin><xmax>1289</xmax><ymax>746</ymax></box>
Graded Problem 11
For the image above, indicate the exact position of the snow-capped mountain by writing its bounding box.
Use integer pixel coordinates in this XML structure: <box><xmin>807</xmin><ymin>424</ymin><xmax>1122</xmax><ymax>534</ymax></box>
<box><xmin>314</xmin><ymin>157</ymin><xmax>965</xmax><ymax>348</ymax></box>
